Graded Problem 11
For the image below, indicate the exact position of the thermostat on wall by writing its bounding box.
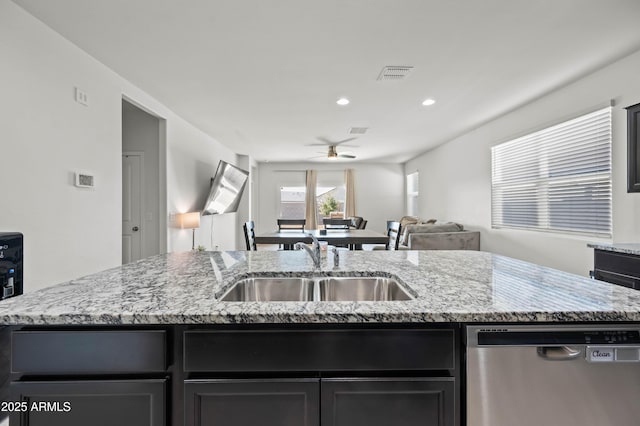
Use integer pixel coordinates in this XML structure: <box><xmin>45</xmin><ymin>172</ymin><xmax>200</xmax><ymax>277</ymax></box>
<box><xmin>75</xmin><ymin>172</ymin><xmax>95</xmax><ymax>188</ymax></box>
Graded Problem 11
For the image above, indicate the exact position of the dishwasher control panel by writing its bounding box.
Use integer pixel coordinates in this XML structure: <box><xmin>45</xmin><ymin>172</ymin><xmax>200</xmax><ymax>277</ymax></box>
<box><xmin>586</xmin><ymin>346</ymin><xmax>640</xmax><ymax>362</ymax></box>
<box><xmin>476</xmin><ymin>329</ymin><xmax>640</xmax><ymax>345</ymax></box>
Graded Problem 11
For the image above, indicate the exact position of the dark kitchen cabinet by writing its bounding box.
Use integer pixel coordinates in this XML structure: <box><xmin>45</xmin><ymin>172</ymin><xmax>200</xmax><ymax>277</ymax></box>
<box><xmin>6</xmin><ymin>325</ymin><xmax>460</xmax><ymax>426</ymax></box>
<box><xmin>593</xmin><ymin>249</ymin><xmax>640</xmax><ymax>290</ymax></box>
<box><xmin>322</xmin><ymin>378</ymin><xmax>455</xmax><ymax>426</ymax></box>
<box><xmin>184</xmin><ymin>379</ymin><xmax>319</xmax><ymax>426</ymax></box>
<box><xmin>9</xmin><ymin>328</ymin><xmax>168</xmax><ymax>426</ymax></box>
<box><xmin>183</xmin><ymin>326</ymin><xmax>460</xmax><ymax>426</ymax></box>
<box><xmin>9</xmin><ymin>379</ymin><xmax>166</xmax><ymax>426</ymax></box>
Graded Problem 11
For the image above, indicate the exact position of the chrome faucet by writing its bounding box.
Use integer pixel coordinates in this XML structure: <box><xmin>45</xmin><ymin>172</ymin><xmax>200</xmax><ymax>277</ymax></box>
<box><xmin>295</xmin><ymin>233</ymin><xmax>321</xmax><ymax>270</ymax></box>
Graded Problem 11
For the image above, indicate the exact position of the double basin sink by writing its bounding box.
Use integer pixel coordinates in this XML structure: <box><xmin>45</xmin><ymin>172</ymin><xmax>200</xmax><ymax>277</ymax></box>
<box><xmin>220</xmin><ymin>275</ymin><xmax>414</xmax><ymax>302</ymax></box>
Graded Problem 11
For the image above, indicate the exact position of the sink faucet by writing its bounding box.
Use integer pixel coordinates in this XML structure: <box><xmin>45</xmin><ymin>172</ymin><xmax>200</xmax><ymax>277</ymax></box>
<box><xmin>295</xmin><ymin>233</ymin><xmax>321</xmax><ymax>270</ymax></box>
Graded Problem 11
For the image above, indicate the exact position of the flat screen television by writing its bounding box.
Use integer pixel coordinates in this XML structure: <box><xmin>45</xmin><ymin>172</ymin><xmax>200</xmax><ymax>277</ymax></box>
<box><xmin>202</xmin><ymin>160</ymin><xmax>249</xmax><ymax>215</ymax></box>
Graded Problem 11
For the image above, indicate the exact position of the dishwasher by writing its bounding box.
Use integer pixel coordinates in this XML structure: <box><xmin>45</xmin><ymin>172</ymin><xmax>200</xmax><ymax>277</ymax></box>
<box><xmin>466</xmin><ymin>324</ymin><xmax>640</xmax><ymax>426</ymax></box>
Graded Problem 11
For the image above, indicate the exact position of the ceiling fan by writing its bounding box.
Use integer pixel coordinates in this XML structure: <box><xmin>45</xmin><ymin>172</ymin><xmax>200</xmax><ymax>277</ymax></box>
<box><xmin>308</xmin><ymin>136</ymin><xmax>359</xmax><ymax>160</ymax></box>
<box><xmin>326</xmin><ymin>145</ymin><xmax>356</xmax><ymax>159</ymax></box>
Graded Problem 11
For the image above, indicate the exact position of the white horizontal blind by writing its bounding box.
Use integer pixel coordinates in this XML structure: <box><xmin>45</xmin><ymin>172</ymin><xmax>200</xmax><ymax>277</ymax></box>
<box><xmin>491</xmin><ymin>107</ymin><xmax>612</xmax><ymax>237</ymax></box>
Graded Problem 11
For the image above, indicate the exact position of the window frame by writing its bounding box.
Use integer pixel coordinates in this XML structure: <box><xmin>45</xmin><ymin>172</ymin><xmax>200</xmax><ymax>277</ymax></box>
<box><xmin>491</xmin><ymin>107</ymin><xmax>612</xmax><ymax>238</ymax></box>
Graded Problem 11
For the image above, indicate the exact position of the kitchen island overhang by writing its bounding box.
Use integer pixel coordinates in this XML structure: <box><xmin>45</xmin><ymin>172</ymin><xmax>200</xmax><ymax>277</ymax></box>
<box><xmin>1</xmin><ymin>250</ymin><xmax>640</xmax><ymax>325</ymax></box>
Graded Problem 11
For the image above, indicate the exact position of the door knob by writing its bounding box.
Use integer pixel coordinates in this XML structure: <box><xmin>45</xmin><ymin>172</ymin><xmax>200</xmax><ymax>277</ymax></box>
<box><xmin>132</xmin><ymin>226</ymin><xmax>140</xmax><ymax>232</ymax></box>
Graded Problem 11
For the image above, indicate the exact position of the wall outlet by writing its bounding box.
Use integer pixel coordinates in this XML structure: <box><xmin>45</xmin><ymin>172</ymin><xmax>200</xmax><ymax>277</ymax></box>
<box><xmin>75</xmin><ymin>87</ymin><xmax>89</xmax><ymax>106</ymax></box>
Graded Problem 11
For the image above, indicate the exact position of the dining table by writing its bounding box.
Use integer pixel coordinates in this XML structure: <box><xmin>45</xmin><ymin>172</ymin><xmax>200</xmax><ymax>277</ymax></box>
<box><xmin>254</xmin><ymin>229</ymin><xmax>389</xmax><ymax>250</ymax></box>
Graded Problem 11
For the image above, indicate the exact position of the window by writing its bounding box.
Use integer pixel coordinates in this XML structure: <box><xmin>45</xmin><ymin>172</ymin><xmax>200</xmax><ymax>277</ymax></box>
<box><xmin>279</xmin><ymin>186</ymin><xmax>306</xmax><ymax>219</ymax></box>
<box><xmin>491</xmin><ymin>107</ymin><xmax>612</xmax><ymax>237</ymax></box>
<box><xmin>406</xmin><ymin>171</ymin><xmax>419</xmax><ymax>216</ymax></box>
<box><xmin>317</xmin><ymin>185</ymin><xmax>345</xmax><ymax>221</ymax></box>
<box><xmin>279</xmin><ymin>185</ymin><xmax>345</xmax><ymax>222</ymax></box>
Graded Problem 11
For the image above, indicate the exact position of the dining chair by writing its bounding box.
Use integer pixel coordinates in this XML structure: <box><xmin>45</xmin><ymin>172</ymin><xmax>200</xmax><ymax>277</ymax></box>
<box><xmin>277</xmin><ymin>219</ymin><xmax>306</xmax><ymax>231</ymax></box>
<box><xmin>323</xmin><ymin>218</ymin><xmax>351</xmax><ymax>230</ymax></box>
<box><xmin>386</xmin><ymin>221</ymin><xmax>402</xmax><ymax>250</ymax></box>
<box><xmin>323</xmin><ymin>218</ymin><xmax>351</xmax><ymax>249</ymax></box>
<box><xmin>347</xmin><ymin>216</ymin><xmax>364</xmax><ymax>229</ymax></box>
<box><xmin>243</xmin><ymin>221</ymin><xmax>257</xmax><ymax>251</ymax></box>
<box><xmin>372</xmin><ymin>221</ymin><xmax>401</xmax><ymax>251</ymax></box>
<box><xmin>277</xmin><ymin>219</ymin><xmax>305</xmax><ymax>249</ymax></box>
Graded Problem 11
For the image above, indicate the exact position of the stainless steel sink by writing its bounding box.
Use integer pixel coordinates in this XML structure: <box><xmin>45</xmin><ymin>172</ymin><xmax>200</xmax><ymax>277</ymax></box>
<box><xmin>219</xmin><ymin>277</ymin><xmax>315</xmax><ymax>301</ymax></box>
<box><xmin>318</xmin><ymin>277</ymin><xmax>413</xmax><ymax>301</ymax></box>
<box><xmin>220</xmin><ymin>275</ymin><xmax>414</xmax><ymax>302</ymax></box>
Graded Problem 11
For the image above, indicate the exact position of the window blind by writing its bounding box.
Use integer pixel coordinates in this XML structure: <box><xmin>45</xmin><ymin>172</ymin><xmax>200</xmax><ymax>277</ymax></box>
<box><xmin>491</xmin><ymin>107</ymin><xmax>612</xmax><ymax>237</ymax></box>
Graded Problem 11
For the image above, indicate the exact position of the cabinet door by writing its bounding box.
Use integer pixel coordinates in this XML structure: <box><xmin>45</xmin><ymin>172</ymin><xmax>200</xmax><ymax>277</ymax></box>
<box><xmin>185</xmin><ymin>379</ymin><xmax>319</xmax><ymax>426</ymax></box>
<box><xmin>322</xmin><ymin>378</ymin><xmax>456</xmax><ymax>426</ymax></box>
<box><xmin>9</xmin><ymin>379</ymin><xmax>165</xmax><ymax>426</ymax></box>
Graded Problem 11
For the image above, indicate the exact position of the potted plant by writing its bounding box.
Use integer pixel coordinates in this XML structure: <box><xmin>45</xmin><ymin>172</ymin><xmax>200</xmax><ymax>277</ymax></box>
<box><xmin>320</xmin><ymin>195</ymin><xmax>338</xmax><ymax>217</ymax></box>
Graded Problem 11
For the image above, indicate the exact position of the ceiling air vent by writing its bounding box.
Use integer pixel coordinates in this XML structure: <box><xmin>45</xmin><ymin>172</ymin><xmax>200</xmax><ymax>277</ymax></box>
<box><xmin>349</xmin><ymin>127</ymin><xmax>368</xmax><ymax>135</ymax></box>
<box><xmin>377</xmin><ymin>66</ymin><xmax>414</xmax><ymax>81</ymax></box>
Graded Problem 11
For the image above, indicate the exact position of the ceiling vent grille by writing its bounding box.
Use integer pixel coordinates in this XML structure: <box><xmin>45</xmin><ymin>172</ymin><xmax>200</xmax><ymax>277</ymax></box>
<box><xmin>377</xmin><ymin>66</ymin><xmax>414</xmax><ymax>81</ymax></box>
<box><xmin>349</xmin><ymin>127</ymin><xmax>368</xmax><ymax>135</ymax></box>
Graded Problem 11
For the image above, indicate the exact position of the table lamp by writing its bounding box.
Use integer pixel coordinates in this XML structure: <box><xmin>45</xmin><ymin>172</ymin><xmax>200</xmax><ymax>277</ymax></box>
<box><xmin>176</xmin><ymin>212</ymin><xmax>201</xmax><ymax>250</ymax></box>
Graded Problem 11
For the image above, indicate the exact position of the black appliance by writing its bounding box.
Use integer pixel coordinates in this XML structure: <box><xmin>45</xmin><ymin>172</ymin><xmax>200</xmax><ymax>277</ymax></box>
<box><xmin>0</xmin><ymin>232</ymin><xmax>23</xmax><ymax>300</ymax></box>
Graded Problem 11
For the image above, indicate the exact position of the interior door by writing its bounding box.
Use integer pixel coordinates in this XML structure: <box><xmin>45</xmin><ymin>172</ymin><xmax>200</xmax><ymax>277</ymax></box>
<box><xmin>122</xmin><ymin>153</ymin><xmax>143</xmax><ymax>264</ymax></box>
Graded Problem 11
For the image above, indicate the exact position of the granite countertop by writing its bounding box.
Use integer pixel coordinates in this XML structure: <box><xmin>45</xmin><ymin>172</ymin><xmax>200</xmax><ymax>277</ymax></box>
<box><xmin>1</xmin><ymin>250</ymin><xmax>640</xmax><ymax>325</ymax></box>
<box><xmin>587</xmin><ymin>242</ymin><xmax>640</xmax><ymax>256</ymax></box>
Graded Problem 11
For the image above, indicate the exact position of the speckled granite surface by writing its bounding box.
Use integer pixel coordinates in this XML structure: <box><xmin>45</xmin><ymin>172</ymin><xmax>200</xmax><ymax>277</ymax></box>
<box><xmin>588</xmin><ymin>242</ymin><xmax>640</xmax><ymax>256</ymax></box>
<box><xmin>1</xmin><ymin>250</ymin><xmax>639</xmax><ymax>324</ymax></box>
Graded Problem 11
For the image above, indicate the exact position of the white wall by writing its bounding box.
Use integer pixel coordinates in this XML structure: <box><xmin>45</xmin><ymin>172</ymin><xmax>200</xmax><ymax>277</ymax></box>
<box><xmin>165</xmin><ymin>126</ymin><xmax>238</xmax><ymax>253</ymax></box>
<box><xmin>405</xmin><ymin>49</ymin><xmax>640</xmax><ymax>276</ymax></box>
<box><xmin>0</xmin><ymin>1</ymin><xmax>240</xmax><ymax>291</ymax></box>
<box><xmin>256</xmin><ymin>162</ymin><xmax>404</xmax><ymax>235</ymax></box>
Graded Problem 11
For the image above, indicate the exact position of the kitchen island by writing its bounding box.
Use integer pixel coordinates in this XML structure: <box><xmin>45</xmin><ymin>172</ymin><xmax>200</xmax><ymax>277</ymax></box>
<box><xmin>1</xmin><ymin>250</ymin><xmax>639</xmax><ymax>426</ymax></box>
<box><xmin>1</xmin><ymin>250</ymin><xmax>640</xmax><ymax>324</ymax></box>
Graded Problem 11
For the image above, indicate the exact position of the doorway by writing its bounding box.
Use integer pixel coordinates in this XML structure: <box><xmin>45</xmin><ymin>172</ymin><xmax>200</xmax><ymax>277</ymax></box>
<box><xmin>121</xmin><ymin>99</ymin><xmax>166</xmax><ymax>264</ymax></box>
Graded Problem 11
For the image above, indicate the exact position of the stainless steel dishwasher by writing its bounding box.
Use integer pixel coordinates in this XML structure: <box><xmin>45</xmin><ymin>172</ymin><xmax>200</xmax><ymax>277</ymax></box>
<box><xmin>466</xmin><ymin>324</ymin><xmax>640</xmax><ymax>426</ymax></box>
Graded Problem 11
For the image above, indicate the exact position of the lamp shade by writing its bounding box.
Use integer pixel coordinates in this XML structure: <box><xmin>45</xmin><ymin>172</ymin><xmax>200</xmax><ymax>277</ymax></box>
<box><xmin>176</xmin><ymin>212</ymin><xmax>201</xmax><ymax>229</ymax></box>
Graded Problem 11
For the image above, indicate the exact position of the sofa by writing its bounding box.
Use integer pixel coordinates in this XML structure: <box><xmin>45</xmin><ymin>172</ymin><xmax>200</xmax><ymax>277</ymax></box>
<box><xmin>396</xmin><ymin>216</ymin><xmax>480</xmax><ymax>250</ymax></box>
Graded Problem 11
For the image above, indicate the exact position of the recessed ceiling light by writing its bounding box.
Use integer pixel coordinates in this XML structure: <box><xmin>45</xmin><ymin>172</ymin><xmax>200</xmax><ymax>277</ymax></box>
<box><xmin>336</xmin><ymin>98</ymin><xmax>350</xmax><ymax>106</ymax></box>
<box><xmin>422</xmin><ymin>98</ymin><xmax>436</xmax><ymax>106</ymax></box>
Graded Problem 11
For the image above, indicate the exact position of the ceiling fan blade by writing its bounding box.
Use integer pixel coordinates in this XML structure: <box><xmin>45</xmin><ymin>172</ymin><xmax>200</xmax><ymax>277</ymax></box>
<box><xmin>316</xmin><ymin>136</ymin><xmax>332</xmax><ymax>144</ymax></box>
<box><xmin>335</xmin><ymin>137</ymin><xmax>358</xmax><ymax>145</ymax></box>
<box><xmin>339</xmin><ymin>144</ymin><xmax>360</xmax><ymax>148</ymax></box>
<box><xmin>315</xmin><ymin>136</ymin><xmax>358</xmax><ymax>145</ymax></box>
<box><xmin>338</xmin><ymin>153</ymin><xmax>356</xmax><ymax>159</ymax></box>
